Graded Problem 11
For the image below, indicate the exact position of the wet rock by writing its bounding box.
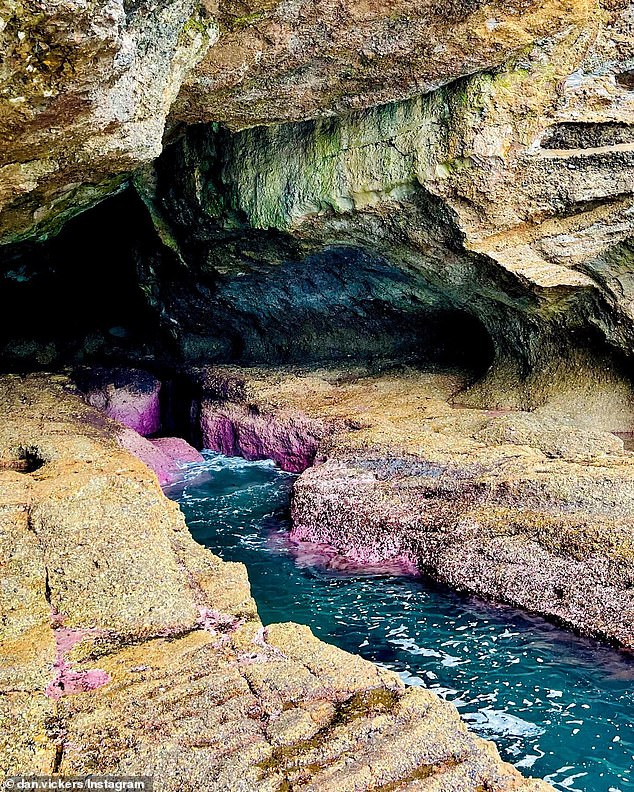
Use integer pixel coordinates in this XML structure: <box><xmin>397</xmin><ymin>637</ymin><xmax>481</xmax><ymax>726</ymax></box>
<box><xmin>200</xmin><ymin>401</ymin><xmax>324</xmax><ymax>473</ymax></box>
<box><xmin>149</xmin><ymin>437</ymin><xmax>204</xmax><ymax>464</ymax></box>
<box><xmin>197</xmin><ymin>364</ymin><xmax>634</xmax><ymax>649</ymax></box>
<box><xmin>199</xmin><ymin>367</ymin><xmax>327</xmax><ymax>472</ymax></box>
<box><xmin>116</xmin><ymin>426</ymin><xmax>179</xmax><ymax>485</ymax></box>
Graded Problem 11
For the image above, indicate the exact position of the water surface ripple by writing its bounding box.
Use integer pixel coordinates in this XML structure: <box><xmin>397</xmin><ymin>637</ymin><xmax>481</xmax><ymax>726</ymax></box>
<box><xmin>169</xmin><ymin>453</ymin><xmax>634</xmax><ymax>792</ymax></box>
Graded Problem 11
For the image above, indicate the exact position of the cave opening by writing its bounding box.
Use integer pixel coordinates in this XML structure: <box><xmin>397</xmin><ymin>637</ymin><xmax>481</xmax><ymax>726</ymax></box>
<box><xmin>0</xmin><ymin>189</ymin><xmax>167</xmax><ymax>372</ymax></box>
<box><xmin>0</xmin><ymin>191</ymin><xmax>498</xmax><ymax>389</ymax></box>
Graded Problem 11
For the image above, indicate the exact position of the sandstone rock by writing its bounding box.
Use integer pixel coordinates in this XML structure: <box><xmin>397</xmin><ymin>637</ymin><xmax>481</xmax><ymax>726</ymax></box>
<box><xmin>149</xmin><ymin>436</ymin><xmax>204</xmax><ymax>464</ymax></box>
<box><xmin>118</xmin><ymin>427</ymin><xmax>205</xmax><ymax>487</ymax></box>
<box><xmin>130</xmin><ymin>0</ymin><xmax>634</xmax><ymax>402</ymax></box>
<box><xmin>1</xmin><ymin>0</ymin><xmax>633</xmax><ymax>420</ymax></box>
<box><xmin>200</xmin><ymin>401</ymin><xmax>325</xmax><ymax>472</ymax></box>
<box><xmin>174</xmin><ymin>0</ymin><xmax>599</xmax><ymax>130</ymax></box>
<box><xmin>0</xmin><ymin>0</ymin><xmax>609</xmax><ymax>246</ymax></box>
<box><xmin>474</xmin><ymin>413</ymin><xmax>626</xmax><ymax>459</ymax></box>
<box><xmin>117</xmin><ymin>426</ymin><xmax>181</xmax><ymax>485</ymax></box>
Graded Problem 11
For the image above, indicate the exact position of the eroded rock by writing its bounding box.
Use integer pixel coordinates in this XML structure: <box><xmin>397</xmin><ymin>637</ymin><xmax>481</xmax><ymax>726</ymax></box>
<box><xmin>0</xmin><ymin>0</ymin><xmax>217</xmax><ymax>244</ymax></box>
<box><xmin>0</xmin><ymin>373</ymin><xmax>549</xmax><ymax>790</ymax></box>
<box><xmin>196</xmin><ymin>364</ymin><xmax>634</xmax><ymax>648</ymax></box>
<box><xmin>76</xmin><ymin>367</ymin><xmax>162</xmax><ymax>436</ymax></box>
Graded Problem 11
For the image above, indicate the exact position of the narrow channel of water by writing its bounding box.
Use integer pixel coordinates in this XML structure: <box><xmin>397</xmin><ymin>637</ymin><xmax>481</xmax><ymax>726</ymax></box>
<box><xmin>168</xmin><ymin>452</ymin><xmax>634</xmax><ymax>792</ymax></box>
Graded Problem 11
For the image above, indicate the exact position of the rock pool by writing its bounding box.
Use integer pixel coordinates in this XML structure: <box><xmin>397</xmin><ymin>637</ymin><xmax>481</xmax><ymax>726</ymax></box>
<box><xmin>170</xmin><ymin>452</ymin><xmax>634</xmax><ymax>792</ymax></box>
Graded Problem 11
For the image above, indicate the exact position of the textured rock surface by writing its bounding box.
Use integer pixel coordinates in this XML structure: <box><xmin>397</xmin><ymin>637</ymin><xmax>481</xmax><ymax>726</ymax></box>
<box><xmin>76</xmin><ymin>367</ymin><xmax>162</xmax><ymax>436</ymax></box>
<box><xmin>173</xmin><ymin>0</ymin><xmax>596</xmax><ymax>129</ymax></box>
<box><xmin>150</xmin><ymin>436</ymin><xmax>204</xmax><ymax>463</ymax></box>
<box><xmin>0</xmin><ymin>0</ymin><xmax>217</xmax><ymax>244</ymax></box>
<box><xmin>116</xmin><ymin>425</ymin><xmax>182</xmax><ymax>485</ymax></box>
<box><xmin>196</xmin><ymin>364</ymin><xmax>634</xmax><ymax>649</ymax></box>
<box><xmin>124</xmin><ymin>0</ymin><xmax>634</xmax><ymax>397</ymax></box>
<box><xmin>200</xmin><ymin>401</ymin><xmax>326</xmax><ymax>472</ymax></box>
<box><xmin>1</xmin><ymin>0</ymin><xmax>633</xmax><ymax>397</ymax></box>
<box><xmin>0</xmin><ymin>373</ymin><xmax>550</xmax><ymax>789</ymax></box>
<box><xmin>0</xmin><ymin>0</ymin><xmax>614</xmax><ymax>245</ymax></box>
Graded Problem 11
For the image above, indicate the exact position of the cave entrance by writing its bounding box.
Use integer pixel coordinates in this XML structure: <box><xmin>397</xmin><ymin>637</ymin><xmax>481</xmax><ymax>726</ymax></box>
<box><xmin>0</xmin><ymin>189</ymin><xmax>166</xmax><ymax>373</ymax></box>
<box><xmin>0</xmin><ymin>196</ymin><xmax>496</xmax><ymax>387</ymax></box>
<box><xmin>166</xmin><ymin>243</ymin><xmax>497</xmax><ymax>381</ymax></box>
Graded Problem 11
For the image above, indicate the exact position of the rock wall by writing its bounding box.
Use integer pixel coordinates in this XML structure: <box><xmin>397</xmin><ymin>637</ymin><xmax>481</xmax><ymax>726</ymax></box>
<box><xmin>173</xmin><ymin>0</ymin><xmax>600</xmax><ymax>129</ymax></box>
<box><xmin>133</xmin><ymin>39</ymin><xmax>634</xmax><ymax>404</ymax></box>
<box><xmin>0</xmin><ymin>0</ymin><xmax>632</xmax><ymax>394</ymax></box>
<box><xmin>0</xmin><ymin>0</ymin><xmax>217</xmax><ymax>245</ymax></box>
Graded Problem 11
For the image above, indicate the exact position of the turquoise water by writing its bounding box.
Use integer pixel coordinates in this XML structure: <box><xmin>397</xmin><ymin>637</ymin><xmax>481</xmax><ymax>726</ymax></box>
<box><xmin>169</xmin><ymin>453</ymin><xmax>634</xmax><ymax>792</ymax></box>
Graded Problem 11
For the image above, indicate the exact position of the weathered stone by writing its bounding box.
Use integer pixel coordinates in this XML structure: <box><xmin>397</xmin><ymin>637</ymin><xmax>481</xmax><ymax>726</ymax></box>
<box><xmin>116</xmin><ymin>426</ymin><xmax>182</xmax><ymax>485</ymax></box>
<box><xmin>149</xmin><ymin>436</ymin><xmax>204</xmax><ymax>463</ymax></box>
<box><xmin>76</xmin><ymin>368</ymin><xmax>162</xmax><ymax>436</ymax></box>
<box><xmin>0</xmin><ymin>373</ymin><xmax>549</xmax><ymax>789</ymax></box>
<box><xmin>174</xmin><ymin>0</ymin><xmax>600</xmax><ymax>130</ymax></box>
<box><xmin>0</xmin><ymin>0</ymin><xmax>217</xmax><ymax>244</ymax></box>
<box><xmin>195</xmin><ymin>364</ymin><xmax>634</xmax><ymax>648</ymax></box>
<box><xmin>128</xmin><ymin>1</ymin><xmax>634</xmax><ymax>398</ymax></box>
<box><xmin>200</xmin><ymin>401</ymin><xmax>326</xmax><ymax>472</ymax></box>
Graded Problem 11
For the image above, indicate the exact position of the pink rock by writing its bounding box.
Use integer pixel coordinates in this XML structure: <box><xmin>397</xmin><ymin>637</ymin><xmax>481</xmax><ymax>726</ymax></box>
<box><xmin>77</xmin><ymin>368</ymin><xmax>161</xmax><ymax>436</ymax></box>
<box><xmin>197</xmin><ymin>607</ymin><xmax>242</xmax><ymax>635</ymax></box>
<box><xmin>271</xmin><ymin>532</ymin><xmax>419</xmax><ymax>577</ymax></box>
<box><xmin>118</xmin><ymin>426</ymin><xmax>179</xmax><ymax>485</ymax></box>
<box><xmin>150</xmin><ymin>437</ymin><xmax>204</xmax><ymax>464</ymax></box>
<box><xmin>200</xmin><ymin>402</ymin><xmax>324</xmax><ymax>473</ymax></box>
<box><xmin>46</xmin><ymin>621</ymin><xmax>110</xmax><ymax>700</ymax></box>
<box><xmin>290</xmin><ymin>461</ymin><xmax>420</xmax><ymax>573</ymax></box>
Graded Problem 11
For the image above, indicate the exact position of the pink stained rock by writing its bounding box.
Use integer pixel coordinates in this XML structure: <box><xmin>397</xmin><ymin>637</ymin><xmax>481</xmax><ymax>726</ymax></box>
<box><xmin>200</xmin><ymin>401</ymin><xmax>324</xmax><ymax>473</ymax></box>
<box><xmin>46</xmin><ymin>624</ymin><xmax>110</xmax><ymax>700</ymax></box>
<box><xmin>77</xmin><ymin>367</ymin><xmax>162</xmax><ymax>436</ymax></box>
<box><xmin>269</xmin><ymin>531</ymin><xmax>419</xmax><ymax>577</ymax></box>
<box><xmin>117</xmin><ymin>426</ymin><xmax>179</xmax><ymax>486</ymax></box>
<box><xmin>150</xmin><ymin>437</ymin><xmax>204</xmax><ymax>464</ymax></box>
<box><xmin>290</xmin><ymin>461</ymin><xmax>422</xmax><ymax>573</ymax></box>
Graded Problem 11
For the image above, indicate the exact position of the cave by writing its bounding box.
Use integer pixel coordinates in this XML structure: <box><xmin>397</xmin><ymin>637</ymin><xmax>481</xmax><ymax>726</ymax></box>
<box><xmin>2</xmin><ymin>0</ymin><xmax>634</xmax><ymax>788</ymax></box>
<box><xmin>0</xmin><ymin>184</ymin><xmax>499</xmax><ymax>381</ymax></box>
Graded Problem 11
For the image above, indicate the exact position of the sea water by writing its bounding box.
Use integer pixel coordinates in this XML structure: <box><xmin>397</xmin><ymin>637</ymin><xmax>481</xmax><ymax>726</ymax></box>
<box><xmin>169</xmin><ymin>453</ymin><xmax>634</xmax><ymax>792</ymax></box>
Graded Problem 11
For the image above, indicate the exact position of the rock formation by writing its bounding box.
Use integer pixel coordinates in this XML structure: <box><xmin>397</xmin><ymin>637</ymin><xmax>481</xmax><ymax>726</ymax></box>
<box><xmin>0</xmin><ymin>0</ymin><xmax>217</xmax><ymax>244</ymax></box>
<box><xmin>1</xmin><ymin>0</ymin><xmax>634</xmax><ymax>785</ymax></box>
<box><xmin>198</xmin><ymin>364</ymin><xmax>634</xmax><ymax>649</ymax></box>
<box><xmin>76</xmin><ymin>367</ymin><xmax>163</xmax><ymax>436</ymax></box>
<box><xmin>3</xmin><ymin>0</ymin><xmax>632</xmax><ymax>406</ymax></box>
<box><xmin>0</xmin><ymin>374</ymin><xmax>551</xmax><ymax>789</ymax></box>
